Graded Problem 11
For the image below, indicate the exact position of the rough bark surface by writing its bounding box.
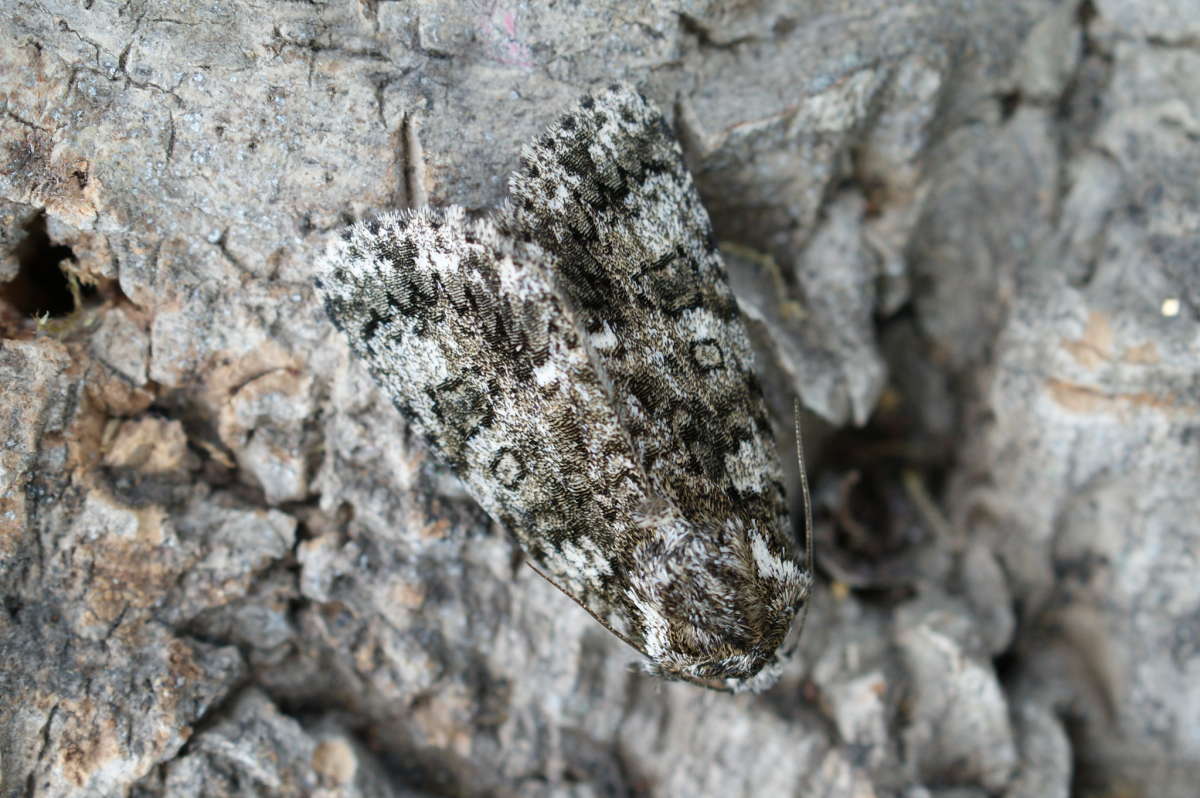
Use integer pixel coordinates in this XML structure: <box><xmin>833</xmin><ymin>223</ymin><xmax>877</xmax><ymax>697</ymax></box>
<box><xmin>1</xmin><ymin>1</ymin><xmax>1197</xmax><ymax>796</ymax></box>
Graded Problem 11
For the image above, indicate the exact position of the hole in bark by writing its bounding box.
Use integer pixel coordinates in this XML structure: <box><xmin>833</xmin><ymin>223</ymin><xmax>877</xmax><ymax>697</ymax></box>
<box><xmin>0</xmin><ymin>212</ymin><xmax>84</xmax><ymax>318</ymax></box>
<box><xmin>999</xmin><ymin>90</ymin><xmax>1022</xmax><ymax>121</ymax></box>
<box><xmin>814</xmin><ymin>371</ymin><xmax>953</xmax><ymax>593</ymax></box>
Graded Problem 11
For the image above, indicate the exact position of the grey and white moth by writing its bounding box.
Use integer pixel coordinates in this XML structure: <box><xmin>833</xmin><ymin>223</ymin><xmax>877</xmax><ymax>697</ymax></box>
<box><xmin>315</xmin><ymin>85</ymin><xmax>811</xmax><ymax>692</ymax></box>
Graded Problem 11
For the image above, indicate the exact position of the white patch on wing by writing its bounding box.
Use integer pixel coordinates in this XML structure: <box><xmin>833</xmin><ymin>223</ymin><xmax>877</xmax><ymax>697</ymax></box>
<box><xmin>589</xmin><ymin>322</ymin><xmax>618</xmax><ymax>350</ymax></box>
<box><xmin>626</xmin><ymin>587</ymin><xmax>672</xmax><ymax>659</ymax></box>
<box><xmin>678</xmin><ymin>307</ymin><xmax>721</xmax><ymax>340</ymax></box>
<box><xmin>540</xmin><ymin>537</ymin><xmax>614</xmax><ymax>596</ymax></box>
<box><xmin>750</xmin><ymin>530</ymin><xmax>801</xmax><ymax>583</ymax></box>
<box><xmin>724</xmin><ymin>438</ymin><xmax>768</xmax><ymax>494</ymax></box>
<box><xmin>533</xmin><ymin>360</ymin><xmax>560</xmax><ymax>386</ymax></box>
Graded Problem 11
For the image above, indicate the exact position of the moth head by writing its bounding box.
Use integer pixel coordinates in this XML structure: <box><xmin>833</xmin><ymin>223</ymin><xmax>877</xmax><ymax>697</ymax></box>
<box><xmin>624</xmin><ymin>505</ymin><xmax>811</xmax><ymax>693</ymax></box>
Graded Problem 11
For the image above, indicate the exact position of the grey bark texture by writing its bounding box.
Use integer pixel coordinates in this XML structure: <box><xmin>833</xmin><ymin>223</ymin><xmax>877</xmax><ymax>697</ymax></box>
<box><xmin>1</xmin><ymin>1</ymin><xmax>1197</xmax><ymax>796</ymax></box>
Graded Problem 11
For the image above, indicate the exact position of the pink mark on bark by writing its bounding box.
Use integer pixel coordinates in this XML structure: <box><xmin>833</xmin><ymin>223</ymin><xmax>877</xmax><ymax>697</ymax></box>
<box><xmin>476</xmin><ymin>5</ymin><xmax>533</xmax><ymax>68</ymax></box>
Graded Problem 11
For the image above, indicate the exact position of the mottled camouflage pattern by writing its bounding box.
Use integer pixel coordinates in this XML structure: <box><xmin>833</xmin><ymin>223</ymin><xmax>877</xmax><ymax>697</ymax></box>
<box><xmin>316</xmin><ymin>86</ymin><xmax>810</xmax><ymax>691</ymax></box>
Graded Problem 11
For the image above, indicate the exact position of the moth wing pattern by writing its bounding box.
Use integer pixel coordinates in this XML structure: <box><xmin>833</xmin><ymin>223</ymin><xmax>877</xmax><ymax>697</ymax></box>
<box><xmin>503</xmin><ymin>85</ymin><xmax>790</xmax><ymax>560</ymax></box>
<box><xmin>504</xmin><ymin>85</ymin><xmax>810</xmax><ymax>688</ymax></box>
<box><xmin>316</xmin><ymin>207</ymin><xmax>655</xmax><ymax>644</ymax></box>
<box><xmin>317</xmin><ymin>86</ymin><xmax>811</xmax><ymax>692</ymax></box>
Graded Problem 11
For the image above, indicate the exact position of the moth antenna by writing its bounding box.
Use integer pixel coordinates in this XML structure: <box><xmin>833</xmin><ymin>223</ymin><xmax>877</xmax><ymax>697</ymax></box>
<box><xmin>793</xmin><ymin>399</ymin><xmax>814</xmax><ymax>642</ymax></box>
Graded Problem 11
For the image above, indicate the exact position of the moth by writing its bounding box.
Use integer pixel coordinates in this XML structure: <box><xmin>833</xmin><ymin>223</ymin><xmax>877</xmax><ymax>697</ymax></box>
<box><xmin>316</xmin><ymin>85</ymin><xmax>812</xmax><ymax>692</ymax></box>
